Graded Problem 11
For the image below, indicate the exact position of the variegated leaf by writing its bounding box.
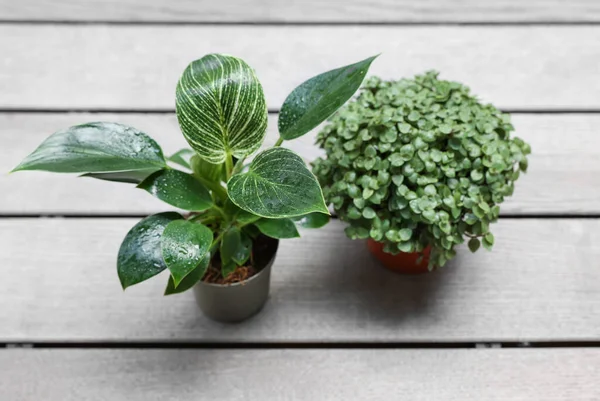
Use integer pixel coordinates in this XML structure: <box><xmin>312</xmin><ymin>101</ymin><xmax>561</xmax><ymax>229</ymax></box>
<box><xmin>175</xmin><ymin>54</ymin><xmax>268</xmax><ymax>164</ymax></box>
<box><xmin>227</xmin><ymin>148</ymin><xmax>329</xmax><ymax>218</ymax></box>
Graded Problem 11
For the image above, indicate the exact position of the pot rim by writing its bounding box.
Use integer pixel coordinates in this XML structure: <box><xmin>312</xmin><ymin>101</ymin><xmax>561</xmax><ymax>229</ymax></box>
<box><xmin>196</xmin><ymin>238</ymin><xmax>279</xmax><ymax>289</ymax></box>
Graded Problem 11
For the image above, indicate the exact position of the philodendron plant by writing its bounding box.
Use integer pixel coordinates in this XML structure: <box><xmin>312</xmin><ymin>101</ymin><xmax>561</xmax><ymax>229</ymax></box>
<box><xmin>13</xmin><ymin>53</ymin><xmax>378</xmax><ymax>294</ymax></box>
<box><xmin>312</xmin><ymin>72</ymin><xmax>531</xmax><ymax>269</ymax></box>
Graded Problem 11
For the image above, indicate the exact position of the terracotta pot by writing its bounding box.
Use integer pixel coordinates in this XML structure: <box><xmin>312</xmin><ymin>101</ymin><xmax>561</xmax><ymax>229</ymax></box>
<box><xmin>367</xmin><ymin>239</ymin><xmax>431</xmax><ymax>274</ymax></box>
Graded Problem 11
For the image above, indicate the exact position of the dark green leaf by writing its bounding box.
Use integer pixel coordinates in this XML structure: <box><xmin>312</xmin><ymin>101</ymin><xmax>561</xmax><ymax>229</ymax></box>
<box><xmin>220</xmin><ymin>227</ymin><xmax>252</xmax><ymax>276</ymax></box>
<box><xmin>13</xmin><ymin>122</ymin><xmax>166</xmax><ymax>173</ymax></box>
<box><xmin>278</xmin><ymin>55</ymin><xmax>378</xmax><ymax>140</ymax></box>
<box><xmin>117</xmin><ymin>212</ymin><xmax>183</xmax><ymax>290</ymax></box>
<box><xmin>175</xmin><ymin>54</ymin><xmax>268</xmax><ymax>164</ymax></box>
<box><xmin>291</xmin><ymin>212</ymin><xmax>330</xmax><ymax>229</ymax></box>
<box><xmin>255</xmin><ymin>218</ymin><xmax>300</xmax><ymax>239</ymax></box>
<box><xmin>164</xmin><ymin>252</ymin><xmax>210</xmax><ymax>295</ymax></box>
<box><xmin>161</xmin><ymin>220</ymin><xmax>213</xmax><ymax>287</ymax></box>
<box><xmin>168</xmin><ymin>149</ymin><xmax>195</xmax><ymax>169</ymax></box>
<box><xmin>227</xmin><ymin>147</ymin><xmax>329</xmax><ymax>218</ymax></box>
<box><xmin>468</xmin><ymin>237</ymin><xmax>480</xmax><ymax>253</ymax></box>
<box><xmin>138</xmin><ymin>169</ymin><xmax>213</xmax><ymax>211</ymax></box>
<box><xmin>81</xmin><ymin>168</ymin><xmax>159</xmax><ymax>184</ymax></box>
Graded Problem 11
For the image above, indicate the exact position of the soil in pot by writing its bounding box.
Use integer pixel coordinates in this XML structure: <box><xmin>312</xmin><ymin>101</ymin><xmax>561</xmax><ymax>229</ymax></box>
<box><xmin>193</xmin><ymin>235</ymin><xmax>279</xmax><ymax>323</ymax></box>
<box><xmin>202</xmin><ymin>234</ymin><xmax>275</xmax><ymax>284</ymax></box>
<box><xmin>367</xmin><ymin>239</ymin><xmax>431</xmax><ymax>275</ymax></box>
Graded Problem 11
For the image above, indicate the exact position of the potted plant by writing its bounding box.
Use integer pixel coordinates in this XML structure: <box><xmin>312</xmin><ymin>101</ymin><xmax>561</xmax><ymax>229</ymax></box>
<box><xmin>312</xmin><ymin>72</ymin><xmax>531</xmax><ymax>273</ymax></box>
<box><xmin>12</xmin><ymin>53</ymin><xmax>378</xmax><ymax>321</ymax></box>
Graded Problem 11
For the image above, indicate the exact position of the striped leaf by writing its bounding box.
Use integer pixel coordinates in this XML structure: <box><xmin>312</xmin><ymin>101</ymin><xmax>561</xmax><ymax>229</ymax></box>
<box><xmin>227</xmin><ymin>148</ymin><xmax>329</xmax><ymax>218</ymax></box>
<box><xmin>176</xmin><ymin>54</ymin><xmax>268</xmax><ymax>164</ymax></box>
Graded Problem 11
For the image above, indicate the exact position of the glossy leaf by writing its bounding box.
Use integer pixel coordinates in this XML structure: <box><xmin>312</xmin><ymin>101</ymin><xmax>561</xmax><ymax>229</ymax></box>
<box><xmin>164</xmin><ymin>252</ymin><xmax>210</xmax><ymax>295</ymax></box>
<box><xmin>220</xmin><ymin>227</ymin><xmax>252</xmax><ymax>277</ymax></box>
<box><xmin>117</xmin><ymin>212</ymin><xmax>183</xmax><ymax>290</ymax></box>
<box><xmin>255</xmin><ymin>218</ymin><xmax>300</xmax><ymax>239</ymax></box>
<box><xmin>161</xmin><ymin>220</ymin><xmax>213</xmax><ymax>287</ymax></box>
<box><xmin>168</xmin><ymin>149</ymin><xmax>195</xmax><ymax>169</ymax></box>
<box><xmin>13</xmin><ymin>122</ymin><xmax>166</xmax><ymax>173</ymax></box>
<box><xmin>278</xmin><ymin>55</ymin><xmax>378</xmax><ymax>140</ymax></box>
<box><xmin>175</xmin><ymin>54</ymin><xmax>268</xmax><ymax>164</ymax></box>
<box><xmin>190</xmin><ymin>154</ymin><xmax>222</xmax><ymax>183</ymax></box>
<box><xmin>227</xmin><ymin>147</ymin><xmax>329</xmax><ymax>218</ymax></box>
<box><xmin>291</xmin><ymin>212</ymin><xmax>330</xmax><ymax>229</ymax></box>
<box><xmin>138</xmin><ymin>169</ymin><xmax>213</xmax><ymax>211</ymax></box>
<box><xmin>81</xmin><ymin>169</ymin><xmax>159</xmax><ymax>184</ymax></box>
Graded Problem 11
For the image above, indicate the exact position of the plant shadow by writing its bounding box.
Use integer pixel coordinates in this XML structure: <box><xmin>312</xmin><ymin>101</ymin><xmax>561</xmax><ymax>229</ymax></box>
<box><xmin>316</xmin><ymin>242</ymin><xmax>457</xmax><ymax>326</ymax></box>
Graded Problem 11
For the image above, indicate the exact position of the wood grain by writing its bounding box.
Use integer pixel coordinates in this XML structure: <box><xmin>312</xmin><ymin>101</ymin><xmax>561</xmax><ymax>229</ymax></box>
<box><xmin>1</xmin><ymin>349</ymin><xmax>599</xmax><ymax>400</ymax></box>
<box><xmin>0</xmin><ymin>26</ymin><xmax>598</xmax><ymax>110</ymax></box>
<box><xmin>1</xmin><ymin>218</ymin><xmax>599</xmax><ymax>342</ymax></box>
<box><xmin>2</xmin><ymin>113</ymin><xmax>598</xmax><ymax>214</ymax></box>
<box><xmin>1</xmin><ymin>0</ymin><xmax>599</xmax><ymax>22</ymax></box>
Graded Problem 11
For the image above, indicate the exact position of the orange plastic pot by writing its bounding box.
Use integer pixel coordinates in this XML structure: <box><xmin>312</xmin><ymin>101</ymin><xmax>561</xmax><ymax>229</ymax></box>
<box><xmin>367</xmin><ymin>239</ymin><xmax>432</xmax><ymax>274</ymax></box>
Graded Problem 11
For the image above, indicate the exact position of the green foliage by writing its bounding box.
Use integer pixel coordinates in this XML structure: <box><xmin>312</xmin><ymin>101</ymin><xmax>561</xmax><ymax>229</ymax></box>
<box><xmin>279</xmin><ymin>55</ymin><xmax>378</xmax><ymax>140</ymax></box>
<box><xmin>13</xmin><ymin>53</ymin><xmax>376</xmax><ymax>294</ymax></box>
<box><xmin>227</xmin><ymin>148</ymin><xmax>328</xmax><ymax>218</ymax></box>
<box><xmin>12</xmin><ymin>122</ymin><xmax>166</xmax><ymax>173</ymax></box>
<box><xmin>138</xmin><ymin>169</ymin><xmax>213</xmax><ymax>211</ymax></box>
<box><xmin>161</xmin><ymin>220</ymin><xmax>213</xmax><ymax>287</ymax></box>
<box><xmin>117</xmin><ymin>212</ymin><xmax>183</xmax><ymax>289</ymax></box>
<box><xmin>255</xmin><ymin>218</ymin><xmax>300</xmax><ymax>239</ymax></box>
<box><xmin>312</xmin><ymin>71</ymin><xmax>531</xmax><ymax>269</ymax></box>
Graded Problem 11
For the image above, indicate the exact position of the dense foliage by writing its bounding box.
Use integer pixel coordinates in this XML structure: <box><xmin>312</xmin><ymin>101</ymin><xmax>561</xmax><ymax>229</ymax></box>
<box><xmin>13</xmin><ymin>53</ymin><xmax>377</xmax><ymax>294</ymax></box>
<box><xmin>312</xmin><ymin>71</ymin><xmax>531</xmax><ymax>268</ymax></box>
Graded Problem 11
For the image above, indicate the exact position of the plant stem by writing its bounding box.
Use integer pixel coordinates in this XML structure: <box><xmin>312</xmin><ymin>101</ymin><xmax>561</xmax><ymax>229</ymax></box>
<box><xmin>274</xmin><ymin>137</ymin><xmax>284</xmax><ymax>147</ymax></box>
<box><xmin>225</xmin><ymin>153</ymin><xmax>234</xmax><ymax>180</ymax></box>
<box><xmin>237</xmin><ymin>215</ymin><xmax>262</xmax><ymax>228</ymax></box>
<box><xmin>193</xmin><ymin>174</ymin><xmax>228</xmax><ymax>201</ymax></box>
<box><xmin>210</xmin><ymin>229</ymin><xmax>227</xmax><ymax>253</ymax></box>
<box><xmin>211</xmin><ymin>205</ymin><xmax>228</xmax><ymax>221</ymax></box>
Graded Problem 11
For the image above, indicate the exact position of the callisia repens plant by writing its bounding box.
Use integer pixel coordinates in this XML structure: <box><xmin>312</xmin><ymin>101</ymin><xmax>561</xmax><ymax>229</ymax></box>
<box><xmin>12</xmin><ymin>53</ymin><xmax>378</xmax><ymax>294</ymax></box>
<box><xmin>312</xmin><ymin>71</ymin><xmax>531</xmax><ymax>269</ymax></box>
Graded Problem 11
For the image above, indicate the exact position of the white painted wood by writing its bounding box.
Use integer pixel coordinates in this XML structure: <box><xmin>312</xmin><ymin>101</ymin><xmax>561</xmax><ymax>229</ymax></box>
<box><xmin>1</xmin><ymin>113</ymin><xmax>598</xmax><ymax>214</ymax></box>
<box><xmin>1</xmin><ymin>218</ymin><xmax>599</xmax><ymax>342</ymax></box>
<box><xmin>1</xmin><ymin>349</ymin><xmax>599</xmax><ymax>400</ymax></box>
<box><xmin>1</xmin><ymin>0</ymin><xmax>599</xmax><ymax>22</ymax></box>
<box><xmin>0</xmin><ymin>26</ymin><xmax>598</xmax><ymax>110</ymax></box>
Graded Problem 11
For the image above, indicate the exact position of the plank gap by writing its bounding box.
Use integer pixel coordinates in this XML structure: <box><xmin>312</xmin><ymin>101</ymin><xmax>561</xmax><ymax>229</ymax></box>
<box><xmin>1</xmin><ymin>20</ymin><xmax>600</xmax><ymax>27</ymax></box>
<box><xmin>3</xmin><ymin>341</ymin><xmax>600</xmax><ymax>349</ymax></box>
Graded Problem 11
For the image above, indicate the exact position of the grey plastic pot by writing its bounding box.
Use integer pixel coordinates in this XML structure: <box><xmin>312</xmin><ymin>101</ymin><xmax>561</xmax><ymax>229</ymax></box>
<box><xmin>193</xmin><ymin>237</ymin><xmax>279</xmax><ymax>323</ymax></box>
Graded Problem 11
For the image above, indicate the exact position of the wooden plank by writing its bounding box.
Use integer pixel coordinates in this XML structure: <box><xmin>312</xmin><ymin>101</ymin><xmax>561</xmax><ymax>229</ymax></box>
<box><xmin>0</xmin><ymin>113</ymin><xmax>316</xmax><ymax>214</ymax></box>
<box><xmin>1</xmin><ymin>0</ymin><xmax>599</xmax><ymax>22</ymax></box>
<box><xmin>1</xmin><ymin>349</ymin><xmax>599</xmax><ymax>400</ymax></box>
<box><xmin>1</xmin><ymin>218</ymin><xmax>599</xmax><ymax>342</ymax></box>
<box><xmin>1</xmin><ymin>113</ymin><xmax>598</xmax><ymax>214</ymax></box>
<box><xmin>0</xmin><ymin>26</ymin><xmax>598</xmax><ymax>110</ymax></box>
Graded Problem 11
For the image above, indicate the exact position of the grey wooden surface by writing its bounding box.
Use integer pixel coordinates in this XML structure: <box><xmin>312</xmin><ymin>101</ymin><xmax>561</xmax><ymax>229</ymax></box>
<box><xmin>2</xmin><ymin>113</ymin><xmax>599</xmax><ymax>214</ymax></box>
<box><xmin>1</xmin><ymin>219</ymin><xmax>599</xmax><ymax>342</ymax></box>
<box><xmin>1</xmin><ymin>349</ymin><xmax>599</xmax><ymax>400</ymax></box>
<box><xmin>1</xmin><ymin>0</ymin><xmax>599</xmax><ymax>22</ymax></box>
<box><xmin>1</xmin><ymin>0</ymin><xmax>599</xmax><ymax>399</ymax></box>
<box><xmin>1</xmin><ymin>26</ymin><xmax>598</xmax><ymax>110</ymax></box>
